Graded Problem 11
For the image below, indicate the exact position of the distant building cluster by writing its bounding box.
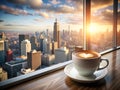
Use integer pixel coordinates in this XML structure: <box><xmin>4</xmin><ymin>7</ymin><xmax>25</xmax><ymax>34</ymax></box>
<box><xmin>0</xmin><ymin>19</ymin><xmax>75</xmax><ymax>80</ymax></box>
<box><xmin>0</xmin><ymin>19</ymin><xmax>117</xmax><ymax>81</ymax></box>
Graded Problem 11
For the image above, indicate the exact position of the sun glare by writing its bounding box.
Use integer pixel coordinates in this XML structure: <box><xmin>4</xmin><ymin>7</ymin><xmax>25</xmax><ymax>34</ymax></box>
<box><xmin>90</xmin><ymin>23</ymin><xmax>99</xmax><ymax>33</ymax></box>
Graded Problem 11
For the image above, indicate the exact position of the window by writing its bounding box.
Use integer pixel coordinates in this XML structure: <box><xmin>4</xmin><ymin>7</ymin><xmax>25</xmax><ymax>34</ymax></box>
<box><xmin>0</xmin><ymin>0</ymin><xmax>83</xmax><ymax>82</ymax></box>
<box><xmin>90</xmin><ymin>0</ymin><xmax>113</xmax><ymax>52</ymax></box>
<box><xmin>0</xmin><ymin>0</ymin><xmax>120</xmax><ymax>87</ymax></box>
<box><xmin>117</xmin><ymin>1</ymin><xmax>120</xmax><ymax>46</ymax></box>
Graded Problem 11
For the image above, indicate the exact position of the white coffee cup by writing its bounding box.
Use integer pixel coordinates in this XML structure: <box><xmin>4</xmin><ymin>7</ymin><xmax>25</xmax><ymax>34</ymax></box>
<box><xmin>72</xmin><ymin>50</ymin><xmax>109</xmax><ymax>76</ymax></box>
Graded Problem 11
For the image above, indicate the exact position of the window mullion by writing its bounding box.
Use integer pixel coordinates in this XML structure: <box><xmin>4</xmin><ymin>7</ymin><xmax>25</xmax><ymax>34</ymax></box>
<box><xmin>83</xmin><ymin>0</ymin><xmax>91</xmax><ymax>50</ymax></box>
<box><xmin>113</xmin><ymin>0</ymin><xmax>118</xmax><ymax>48</ymax></box>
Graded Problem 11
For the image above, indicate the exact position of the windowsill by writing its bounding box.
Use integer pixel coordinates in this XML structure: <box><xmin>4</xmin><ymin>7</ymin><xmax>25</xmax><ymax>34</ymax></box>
<box><xmin>0</xmin><ymin>47</ymin><xmax>120</xmax><ymax>89</ymax></box>
<box><xmin>0</xmin><ymin>60</ymin><xmax>72</xmax><ymax>88</ymax></box>
<box><xmin>100</xmin><ymin>46</ymin><xmax>120</xmax><ymax>55</ymax></box>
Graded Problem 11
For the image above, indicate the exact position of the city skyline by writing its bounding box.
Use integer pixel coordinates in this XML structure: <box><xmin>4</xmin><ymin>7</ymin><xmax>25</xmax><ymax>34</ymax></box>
<box><xmin>0</xmin><ymin>0</ymin><xmax>120</xmax><ymax>32</ymax></box>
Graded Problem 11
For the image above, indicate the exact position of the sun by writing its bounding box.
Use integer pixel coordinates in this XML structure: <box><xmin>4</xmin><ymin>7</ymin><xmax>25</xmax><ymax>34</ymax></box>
<box><xmin>90</xmin><ymin>23</ymin><xmax>99</xmax><ymax>33</ymax></box>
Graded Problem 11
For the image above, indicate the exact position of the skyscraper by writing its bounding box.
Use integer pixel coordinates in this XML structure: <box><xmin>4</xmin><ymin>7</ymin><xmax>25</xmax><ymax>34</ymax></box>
<box><xmin>19</xmin><ymin>34</ymin><xmax>29</xmax><ymax>52</ymax></box>
<box><xmin>27</xmin><ymin>50</ymin><xmax>41</xmax><ymax>70</ymax></box>
<box><xmin>21</xmin><ymin>39</ymin><xmax>31</xmax><ymax>56</ymax></box>
<box><xmin>4</xmin><ymin>40</ymin><xmax>9</xmax><ymax>53</ymax></box>
<box><xmin>5</xmin><ymin>59</ymin><xmax>27</xmax><ymax>78</ymax></box>
<box><xmin>53</xmin><ymin>19</ymin><xmax>60</xmax><ymax>48</ymax></box>
<box><xmin>46</xmin><ymin>42</ymin><xmax>52</xmax><ymax>54</ymax></box>
<box><xmin>35</xmin><ymin>31</ymin><xmax>40</xmax><ymax>40</ymax></box>
<box><xmin>39</xmin><ymin>34</ymin><xmax>44</xmax><ymax>52</ymax></box>
<box><xmin>52</xmin><ymin>41</ymin><xmax>58</xmax><ymax>54</ymax></box>
<box><xmin>0</xmin><ymin>40</ymin><xmax>5</xmax><ymax>65</ymax></box>
<box><xmin>54</xmin><ymin>47</ymin><xmax>69</xmax><ymax>64</ymax></box>
<box><xmin>43</xmin><ymin>38</ymin><xmax>48</xmax><ymax>53</ymax></box>
<box><xmin>41</xmin><ymin>54</ymin><xmax>55</xmax><ymax>66</ymax></box>
<box><xmin>6</xmin><ymin>49</ymin><xmax>13</xmax><ymax>62</ymax></box>
<box><xmin>43</xmin><ymin>38</ymin><xmax>52</xmax><ymax>54</ymax></box>
<box><xmin>0</xmin><ymin>67</ymin><xmax>8</xmax><ymax>81</ymax></box>
<box><xmin>0</xmin><ymin>32</ymin><xmax>6</xmax><ymax>40</ymax></box>
<box><xmin>30</xmin><ymin>36</ymin><xmax>38</xmax><ymax>50</ymax></box>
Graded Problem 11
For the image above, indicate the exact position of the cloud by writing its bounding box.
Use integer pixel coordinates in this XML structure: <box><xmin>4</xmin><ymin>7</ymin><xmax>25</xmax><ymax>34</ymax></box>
<box><xmin>34</xmin><ymin>18</ymin><xmax>43</xmax><ymax>22</ymax></box>
<box><xmin>5</xmin><ymin>0</ymin><xmax>78</xmax><ymax>15</ymax></box>
<box><xmin>0</xmin><ymin>4</ymin><xmax>50</xmax><ymax>18</ymax></box>
<box><xmin>4</xmin><ymin>24</ymin><xmax>13</xmax><ymax>26</ymax></box>
<box><xmin>4</xmin><ymin>24</ymin><xmax>27</xmax><ymax>26</ymax></box>
<box><xmin>6</xmin><ymin>0</ymin><xmax>74</xmax><ymax>14</ymax></box>
<box><xmin>39</xmin><ymin>12</ymin><xmax>49</xmax><ymax>18</ymax></box>
<box><xmin>66</xmin><ymin>0</ymin><xmax>116</xmax><ymax>12</ymax></box>
<box><xmin>67</xmin><ymin>15</ymin><xmax>83</xmax><ymax>24</ymax></box>
<box><xmin>67</xmin><ymin>0</ymin><xmax>120</xmax><ymax>25</ymax></box>
<box><xmin>91</xmin><ymin>9</ymin><xmax>120</xmax><ymax>25</ymax></box>
<box><xmin>0</xmin><ymin>5</ymin><xmax>32</xmax><ymax>16</ymax></box>
<box><xmin>91</xmin><ymin>0</ymin><xmax>112</xmax><ymax>9</ymax></box>
<box><xmin>2</xmin><ymin>0</ymin><xmax>120</xmax><ymax>25</ymax></box>
<box><xmin>91</xmin><ymin>9</ymin><xmax>112</xmax><ymax>24</ymax></box>
<box><xmin>101</xmin><ymin>9</ymin><xmax>113</xmax><ymax>22</ymax></box>
<box><xmin>5</xmin><ymin>0</ymin><xmax>120</xmax><ymax>14</ymax></box>
<box><xmin>66</xmin><ymin>0</ymin><xmax>83</xmax><ymax>11</ymax></box>
<box><xmin>35</xmin><ymin>11</ymin><xmax>49</xmax><ymax>18</ymax></box>
<box><xmin>7</xmin><ymin>0</ymin><xmax>43</xmax><ymax>9</ymax></box>
<box><xmin>41</xmin><ymin>4</ymin><xmax>75</xmax><ymax>14</ymax></box>
<box><xmin>56</xmin><ymin>5</ymin><xmax>75</xmax><ymax>13</ymax></box>
<box><xmin>29</xmin><ymin>0</ymin><xmax>43</xmax><ymax>9</ymax></box>
<box><xmin>50</xmin><ymin>0</ymin><xmax>61</xmax><ymax>5</ymax></box>
<box><xmin>7</xmin><ymin>0</ymin><xmax>27</xmax><ymax>4</ymax></box>
<box><xmin>0</xmin><ymin>20</ymin><xmax>4</xmax><ymax>22</ymax></box>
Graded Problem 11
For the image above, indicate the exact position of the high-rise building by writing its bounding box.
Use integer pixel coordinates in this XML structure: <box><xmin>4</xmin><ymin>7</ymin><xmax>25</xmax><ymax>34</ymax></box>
<box><xmin>0</xmin><ymin>40</ymin><xmax>5</xmax><ymax>65</ymax></box>
<box><xmin>0</xmin><ymin>67</ymin><xmax>8</xmax><ymax>81</ymax></box>
<box><xmin>30</xmin><ymin>36</ymin><xmax>38</xmax><ymax>50</ymax></box>
<box><xmin>3</xmin><ymin>40</ymin><xmax>9</xmax><ymax>62</ymax></box>
<box><xmin>68</xmin><ymin>45</ymin><xmax>75</xmax><ymax>60</ymax></box>
<box><xmin>4</xmin><ymin>40</ymin><xmax>9</xmax><ymax>53</ymax></box>
<box><xmin>52</xmin><ymin>41</ymin><xmax>58</xmax><ymax>54</ymax></box>
<box><xmin>0</xmin><ymin>32</ymin><xmax>6</xmax><ymax>40</ymax></box>
<box><xmin>35</xmin><ymin>31</ymin><xmax>40</xmax><ymax>40</ymax></box>
<box><xmin>41</xmin><ymin>54</ymin><xmax>55</xmax><ymax>66</ymax></box>
<box><xmin>27</xmin><ymin>50</ymin><xmax>41</xmax><ymax>70</ymax></box>
<box><xmin>43</xmin><ymin>39</ymin><xmax>48</xmax><ymax>53</ymax></box>
<box><xmin>54</xmin><ymin>47</ymin><xmax>69</xmax><ymax>64</ymax></box>
<box><xmin>43</xmin><ymin>38</ymin><xmax>52</xmax><ymax>54</ymax></box>
<box><xmin>19</xmin><ymin>34</ymin><xmax>29</xmax><ymax>52</ymax></box>
<box><xmin>53</xmin><ymin>19</ymin><xmax>60</xmax><ymax>48</ymax></box>
<box><xmin>39</xmin><ymin>35</ymin><xmax>44</xmax><ymax>52</ymax></box>
<box><xmin>6</xmin><ymin>49</ymin><xmax>13</xmax><ymax>62</ymax></box>
<box><xmin>21</xmin><ymin>39</ymin><xmax>31</xmax><ymax>56</ymax></box>
<box><xmin>46</xmin><ymin>42</ymin><xmax>52</xmax><ymax>54</ymax></box>
<box><xmin>5</xmin><ymin>59</ymin><xmax>27</xmax><ymax>78</ymax></box>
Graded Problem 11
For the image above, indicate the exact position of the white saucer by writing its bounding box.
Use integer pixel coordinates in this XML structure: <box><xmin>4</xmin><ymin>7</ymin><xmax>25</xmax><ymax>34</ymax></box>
<box><xmin>64</xmin><ymin>63</ymin><xmax>108</xmax><ymax>83</ymax></box>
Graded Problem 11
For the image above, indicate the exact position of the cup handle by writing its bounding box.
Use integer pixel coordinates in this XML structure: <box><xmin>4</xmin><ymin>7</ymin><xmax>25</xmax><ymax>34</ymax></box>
<box><xmin>98</xmin><ymin>59</ymin><xmax>109</xmax><ymax>70</ymax></box>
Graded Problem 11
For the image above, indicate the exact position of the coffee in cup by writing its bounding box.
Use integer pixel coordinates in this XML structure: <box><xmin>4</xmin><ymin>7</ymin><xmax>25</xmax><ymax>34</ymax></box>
<box><xmin>72</xmin><ymin>50</ymin><xmax>109</xmax><ymax>76</ymax></box>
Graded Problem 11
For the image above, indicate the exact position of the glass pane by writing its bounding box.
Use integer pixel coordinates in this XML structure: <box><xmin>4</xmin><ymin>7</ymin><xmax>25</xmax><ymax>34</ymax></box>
<box><xmin>0</xmin><ymin>0</ymin><xmax>83</xmax><ymax>81</ymax></box>
<box><xmin>90</xmin><ymin>0</ymin><xmax>113</xmax><ymax>52</ymax></box>
<box><xmin>117</xmin><ymin>1</ymin><xmax>120</xmax><ymax>46</ymax></box>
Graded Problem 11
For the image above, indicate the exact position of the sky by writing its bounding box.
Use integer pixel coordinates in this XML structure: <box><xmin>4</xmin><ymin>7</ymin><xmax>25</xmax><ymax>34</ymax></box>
<box><xmin>0</xmin><ymin>0</ymin><xmax>120</xmax><ymax>32</ymax></box>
